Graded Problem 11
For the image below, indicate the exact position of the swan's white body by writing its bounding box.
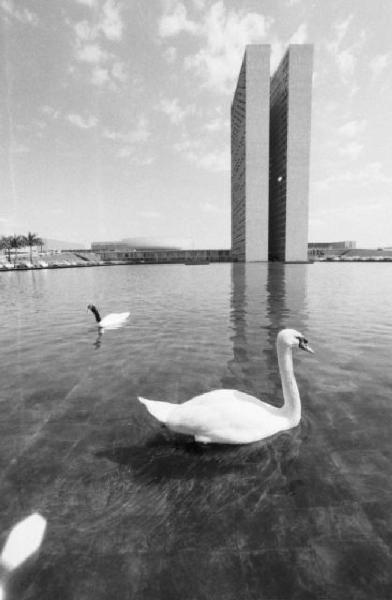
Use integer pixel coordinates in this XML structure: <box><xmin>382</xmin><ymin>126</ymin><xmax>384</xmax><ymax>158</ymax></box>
<box><xmin>98</xmin><ymin>312</ymin><xmax>130</xmax><ymax>329</ymax></box>
<box><xmin>87</xmin><ymin>304</ymin><xmax>130</xmax><ymax>329</ymax></box>
<box><xmin>138</xmin><ymin>329</ymin><xmax>313</xmax><ymax>445</ymax></box>
<box><xmin>0</xmin><ymin>514</ymin><xmax>46</xmax><ymax>600</ymax></box>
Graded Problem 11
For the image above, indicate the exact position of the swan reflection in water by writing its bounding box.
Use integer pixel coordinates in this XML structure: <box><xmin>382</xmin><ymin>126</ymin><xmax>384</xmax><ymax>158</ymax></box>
<box><xmin>94</xmin><ymin>330</ymin><xmax>103</xmax><ymax>349</ymax></box>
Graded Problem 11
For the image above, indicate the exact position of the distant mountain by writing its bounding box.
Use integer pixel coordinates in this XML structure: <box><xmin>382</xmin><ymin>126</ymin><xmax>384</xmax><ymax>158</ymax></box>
<box><xmin>43</xmin><ymin>238</ymin><xmax>85</xmax><ymax>251</ymax></box>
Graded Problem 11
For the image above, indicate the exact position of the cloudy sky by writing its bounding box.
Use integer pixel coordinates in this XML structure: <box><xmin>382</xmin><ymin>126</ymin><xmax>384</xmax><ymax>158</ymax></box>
<box><xmin>1</xmin><ymin>0</ymin><xmax>391</xmax><ymax>248</ymax></box>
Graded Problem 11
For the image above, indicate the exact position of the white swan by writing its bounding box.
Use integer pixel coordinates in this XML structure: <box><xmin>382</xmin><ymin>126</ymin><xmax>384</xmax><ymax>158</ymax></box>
<box><xmin>138</xmin><ymin>329</ymin><xmax>313</xmax><ymax>445</ymax></box>
<box><xmin>0</xmin><ymin>513</ymin><xmax>46</xmax><ymax>600</ymax></box>
<box><xmin>87</xmin><ymin>304</ymin><xmax>130</xmax><ymax>329</ymax></box>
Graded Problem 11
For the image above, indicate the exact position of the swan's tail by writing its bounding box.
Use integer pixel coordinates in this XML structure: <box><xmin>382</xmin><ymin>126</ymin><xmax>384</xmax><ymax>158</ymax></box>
<box><xmin>138</xmin><ymin>397</ymin><xmax>174</xmax><ymax>424</ymax></box>
<box><xmin>0</xmin><ymin>513</ymin><xmax>46</xmax><ymax>598</ymax></box>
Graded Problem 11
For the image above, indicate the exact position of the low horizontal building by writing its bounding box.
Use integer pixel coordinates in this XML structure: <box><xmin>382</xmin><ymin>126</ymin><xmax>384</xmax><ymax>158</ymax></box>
<box><xmin>91</xmin><ymin>239</ymin><xmax>233</xmax><ymax>264</ymax></box>
<box><xmin>92</xmin><ymin>237</ymin><xmax>188</xmax><ymax>253</ymax></box>
<box><xmin>308</xmin><ymin>241</ymin><xmax>356</xmax><ymax>257</ymax></box>
<box><xmin>91</xmin><ymin>245</ymin><xmax>232</xmax><ymax>264</ymax></box>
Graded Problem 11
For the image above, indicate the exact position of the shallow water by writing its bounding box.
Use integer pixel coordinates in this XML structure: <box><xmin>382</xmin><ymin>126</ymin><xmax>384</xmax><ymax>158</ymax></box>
<box><xmin>0</xmin><ymin>263</ymin><xmax>392</xmax><ymax>599</ymax></box>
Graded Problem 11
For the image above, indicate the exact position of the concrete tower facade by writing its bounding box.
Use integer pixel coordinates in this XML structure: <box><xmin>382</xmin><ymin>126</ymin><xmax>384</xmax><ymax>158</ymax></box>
<box><xmin>269</xmin><ymin>45</ymin><xmax>313</xmax><ymax>262</ymax></box>
<box><xmin>231</xmin><ymin>45</ymin><xmax>270</xmax><ymax>262</ymax></box>
<box><xmin>231</xmin><ymin>44</ymin><xmax>313</xmax><ymax>262</ymax></box>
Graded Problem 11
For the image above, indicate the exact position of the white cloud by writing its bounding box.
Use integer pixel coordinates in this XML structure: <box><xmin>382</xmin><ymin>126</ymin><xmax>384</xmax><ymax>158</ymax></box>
<box><xmin>326</xmin><ymin>16</ymin><xmax>365</xmax><ymax>83</ymax></box>
<box><xmin>116</xmin><ymin>149</ymin><xmax>154</xmax><ymax>165</ymax></box>
<box><xmin>289</xmin><ymin>23</ymin><xmax>307</xmax><ymax>44</ymax></box>
<box><xmin>338</xmin><ymin>141</ymin><xmax>363</xmax><ymax>160</ymax></box>
<box><xmin>100</xmin><ymin>0</ymin><xmax>123</xmax><ymax>41</ymax></box>
<box><xmin>11</xmin><ymin>144</ymin><xmax>30</xmax><ymax>154</ymax></box>
<box><xmin>91</xmin><ymin>66</ymin><xmax>110</xmax><ymax>86</ymax></box>
<box><xmin>128</xmin><ymin>116</ymin><xmax>151</xmax><ymax>143</ymax></box>
<box><xmin>1</xmin><ymin>0</ymin><xmax>38</xmax><ymax>25</ymax></box>
<box><xmin>104</xmin><ymin>116</ymin><xmax>151</xmax><ymax>144</ymax></box>
<box><xmin>338</xmin><ymin>120</ymin><xmax>366</xmax><ymax>137</ymax></box>
<box><xmin>74</xmin><ymin>3</ymin><xmax>123</xmax><ymax>43</ymax></box>
<box><xmin>112</xmin><ymin>62</ymin><xmax>127</xmax><ymax>83</ymax></box>
<box><xmin>270</xmin><ymin>23</ymin><xmax>307</xmax><ymax>73</ymax></box>
<box><xmin>72</xmin><ymin>3</ymin><xmax>125</xmax><ymax>89</ymax></box>
<box><xmin>160</xmin><ymin>1</ymin><xmax>271</xmax><ymax>93</ymax></box>
<box><xmin>204</xmin><ymin>116</ymin><xmax>229</xmax><ymax>132</ymax></box>
<box><xmin>74</xmin><ymin>20</ymin><xmax>98</xmax><ymax>42</ymax></box>
<box><xmin>67</xmin><ymin>113</ymin><xmax>98</xmax><ymax>128</ymax></box>
<box><xmin>41</xmin><ymin>105</ymin><xmax>60</xmax><ymax>119</ymax></box>
<box><xmin>75</xmin><ymin>0</ymin><xmax>97</xmax><ymax>6</ymax></box>
<box><xmin>336</xmin><ymin>48</ymin><xmax>356</xmax><ymax>80</ymax></box>
<box><xmin>315</xmin><ymin>162</ymin><xmax>392</xmax><ymax>191</ymax></box>
<box><xmin>334</xmin><ymin>15</ymin><xmax>354</xmax><ymax>47</ymax></box>
<box><xmin>117</xmin><ymin>147</ymin><xmax>133</xmax><ymax>158</ymax></box>
<box><xmin>159</xmin><ymin>2</ymin><xmax>198</xmax><ymax>37</ymax></box>
<box><xmin>197</xmin><ymin>149</ymin><xmax>229</xmax><ymax>172</ymax></box>
<box><xmin>173</xmin><ymin>137</ymin><xmax>229</xmax><ymax>171</ymax></box>
<box><xmin>270</xmin><ymin>39</ymin><xmax>284</xmax><ymax>72</ymax></box>
<box><xmin>163</xmin><ymin>46</ymin><xmax>177</xmax><ymax>64</ymax></box>
<box><xmin>76</xmin><ymin>43</ymin><xmax>109</xmax><ymax>64</ymax></box>
<box><xmin>370</xmin><ymin>53</ymin><xmax>390</xmax><ymax>78</ymax></box>
<box><xmin>157</xmin><ymin>97</ymin><xmax>196</xmax><ymax>124</ymax></box>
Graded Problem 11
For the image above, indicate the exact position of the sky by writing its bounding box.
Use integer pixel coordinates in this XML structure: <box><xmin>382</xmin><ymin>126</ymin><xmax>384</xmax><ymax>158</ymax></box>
<box><xmin>0</xmin><ymin>0</ymin><xmax>391</xmax><ymax>249</ymax></box>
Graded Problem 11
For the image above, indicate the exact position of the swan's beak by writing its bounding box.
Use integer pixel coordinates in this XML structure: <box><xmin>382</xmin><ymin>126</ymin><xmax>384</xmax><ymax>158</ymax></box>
<box><xmin>299</xmin><ymin>338</ymin><xmax>314</xmax><ymax>353</ymax></box>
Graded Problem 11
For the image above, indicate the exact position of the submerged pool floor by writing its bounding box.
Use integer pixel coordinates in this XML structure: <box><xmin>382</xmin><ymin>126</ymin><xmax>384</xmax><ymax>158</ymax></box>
<box><xmin>1</xmin><ymin>263</ymin><xmax>392</xmax><ymax>599</ymax></box>
<box><xmin>1</xmin><ymin>370</ymin><xmax>392</xmax><ymax>600</ymax></box>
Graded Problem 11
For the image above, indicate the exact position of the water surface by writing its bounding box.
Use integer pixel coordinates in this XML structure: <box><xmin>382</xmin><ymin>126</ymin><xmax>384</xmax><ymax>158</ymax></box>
<box><xmin>0</xmin><ymin>263</ymin><xmax>391</xmax><ymax>599</ymax></box>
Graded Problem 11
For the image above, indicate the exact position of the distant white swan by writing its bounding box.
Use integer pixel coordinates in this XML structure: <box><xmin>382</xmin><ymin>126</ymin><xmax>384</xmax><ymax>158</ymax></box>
<box><xmin>87</xmin><ymin>304</ymin><xmax>130</xmax><ymax>329</ymax></box>
<box><xmin>138</xmin><ymin>329</ymin><xmax>313</xmax><ymax>445</ymax></box>
<box><xmin>0</xmin><ymin>513</ymin><xmax>46</xmax><ymax>600</ymax></box>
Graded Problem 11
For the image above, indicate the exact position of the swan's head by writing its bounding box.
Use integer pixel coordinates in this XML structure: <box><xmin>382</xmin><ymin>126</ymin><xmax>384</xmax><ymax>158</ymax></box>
<box><xmin>87</xmin><ymin>304</ymin><xmax>96</xmax><ymax>312</ymax></box>
<box><xmin>278</xmin><ymin>329</ymin><xmax>314</xmax><ymax>353</ymax></box>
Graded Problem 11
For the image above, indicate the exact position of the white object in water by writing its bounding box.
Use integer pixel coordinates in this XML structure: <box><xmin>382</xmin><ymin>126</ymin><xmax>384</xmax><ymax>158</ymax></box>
<box><xmin>138</xmin><ymin>329</ymin><xmax>313</xmax><ymax>445</ymax></box>
<box><xmin>0</xmin><ymin>513</ymin><xmax>46</xmax><ymax>600</ymax></box>
<box><xmin>87</xmin><ymin>304</ymin><xmax>130</xmax><ymax>329</ymax></box>
<box><xmin>1</xmin><ymin>513</ymin><xmax>46</xmax><ymax>571</ymax></box>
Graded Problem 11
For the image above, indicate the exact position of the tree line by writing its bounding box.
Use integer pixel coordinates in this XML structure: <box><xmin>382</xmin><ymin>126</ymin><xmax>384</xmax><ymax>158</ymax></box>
<box><xmin>0</xmin><ymin>232</ymin><xmax>44</xmax><ymax>264</ymax></box>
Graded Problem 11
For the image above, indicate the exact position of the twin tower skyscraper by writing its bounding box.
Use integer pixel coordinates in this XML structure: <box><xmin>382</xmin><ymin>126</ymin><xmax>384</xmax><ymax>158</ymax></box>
<box><xmin>231</xmin><ymin>44</ymin><xmax>313</xmax><ymax>262</ymax></box>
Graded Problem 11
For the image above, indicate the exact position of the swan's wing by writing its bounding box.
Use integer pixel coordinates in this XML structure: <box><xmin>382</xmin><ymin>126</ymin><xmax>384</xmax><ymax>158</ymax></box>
<box><xmin>166</xmin><ymin>389</ymin><xmax>282</xmax><ymax>442</ymax></box>
<box><xmin>186</xmin><ymin>389</ymin><xmax>278</xmax><ymax>414</ymax></box>
<box><xmin>100</xmin><ymin>312</ymin><xmax>130</xmax><ymax>327</ymax></box>
<box><xmin>105</xmin><ymin>312</ymin><xmax>130</xmax><ymax>321</ymax></box>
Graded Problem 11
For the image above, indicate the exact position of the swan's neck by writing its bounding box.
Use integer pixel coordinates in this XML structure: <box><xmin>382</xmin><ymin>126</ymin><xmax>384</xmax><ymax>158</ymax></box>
<box><xmin>91</xmin><ymin>307</ymin><xmax>101</xmax><ymax>323</ymax></box>
<box><xmin>277</xmin><ymin>341</ymin><xmax>301</xmax><ymax>424</ymax></box>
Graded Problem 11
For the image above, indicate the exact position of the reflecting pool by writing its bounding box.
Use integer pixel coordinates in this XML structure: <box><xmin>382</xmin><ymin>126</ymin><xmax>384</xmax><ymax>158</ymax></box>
<box><xmin>0</xmin><ymin>263</ymin><xmax>392</xmax><ymax>599</ymax></box>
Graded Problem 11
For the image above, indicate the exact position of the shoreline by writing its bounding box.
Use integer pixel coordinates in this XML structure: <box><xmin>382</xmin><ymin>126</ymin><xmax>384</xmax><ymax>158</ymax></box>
<box><xmin>1</xmin><ymin>258</ymin><xmax>392</xmax><ymax>272</ymax></box>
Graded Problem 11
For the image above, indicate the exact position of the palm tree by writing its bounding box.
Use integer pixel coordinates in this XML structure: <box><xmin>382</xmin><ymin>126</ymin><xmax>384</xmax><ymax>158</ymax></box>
<box><xmin>0</xmin><ymin>236</ymin><xmax>13</xmax><ymax>263</ymax></box>
<box><xmin>9</xmin><ymin>234</ymin><xmax>24</xmax><ymax>265</ymax></box>
<box><xmin>24</xmin><ymin>232</ymin><xmax>43</xmax><ymax>263</ymax></box>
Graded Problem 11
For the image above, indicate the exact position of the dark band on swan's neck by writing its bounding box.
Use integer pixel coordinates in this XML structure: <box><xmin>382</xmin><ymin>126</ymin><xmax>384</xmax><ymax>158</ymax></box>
<box><xmin>91</xmin><ymin>307</ymin><xmax>101</xmax><ymax>322</ymax></box>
